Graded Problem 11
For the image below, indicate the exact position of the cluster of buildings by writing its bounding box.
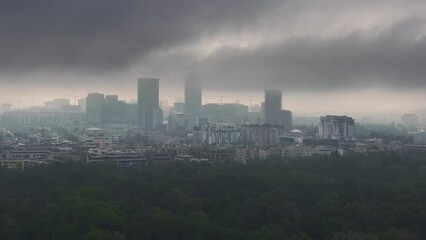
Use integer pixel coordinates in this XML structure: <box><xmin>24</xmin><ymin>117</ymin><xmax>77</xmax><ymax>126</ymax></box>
<box><xmin>169</xmin><ymin>77</ymin><xmax>292</xmax><ymax>131</ymax></box>
<box><xmin>1</xmin><ymin>75</ymin><xmax>426</xmax><ymax>169</ymax></box>
<box><xmin>83</xmin><ymin>77</ymin><xmax>294</xmax><ymax>133</ymax></box>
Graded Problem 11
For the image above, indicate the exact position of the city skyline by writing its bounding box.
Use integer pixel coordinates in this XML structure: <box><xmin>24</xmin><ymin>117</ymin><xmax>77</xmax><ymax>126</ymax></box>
<box><xmin>1</xmin><ymin>82</ymin><xmax>423</xmax><ymax>122</ymax></box>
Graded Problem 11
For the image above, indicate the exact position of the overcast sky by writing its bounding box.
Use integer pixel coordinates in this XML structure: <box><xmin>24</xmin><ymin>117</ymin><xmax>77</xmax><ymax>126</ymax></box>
<box><xmin>1</xmin><ymin>0</ymin><xmax>425</xmax><ymax>116</ymax></box>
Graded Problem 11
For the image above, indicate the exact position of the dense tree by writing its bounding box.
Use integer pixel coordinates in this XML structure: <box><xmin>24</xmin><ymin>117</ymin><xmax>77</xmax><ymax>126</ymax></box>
<box><xmin>0</xmin><ymin>153</ymin><xmax>425</xmax><ymax>239</ymax></box>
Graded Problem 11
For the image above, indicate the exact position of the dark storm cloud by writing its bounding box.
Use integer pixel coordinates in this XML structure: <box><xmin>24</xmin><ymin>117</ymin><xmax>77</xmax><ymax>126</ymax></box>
<box><xmin>0</xmin><ymin>0</ymin><xmax>273</xmax><ymax>72</ymax></box>
<box><xmin>1</xmin><ymin>0</ymin><xmax>426</xmax><ymax>93</ymax></box>
<box><xmin>197</xmin><ymin>17</ymin><xmax>426</xmax><ymax>91</ymax></box>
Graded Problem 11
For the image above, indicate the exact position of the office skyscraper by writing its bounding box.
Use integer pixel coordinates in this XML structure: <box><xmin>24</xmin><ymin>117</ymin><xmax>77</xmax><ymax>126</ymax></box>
<box><xmin>184</xmin><ymin>75</ymin><xmax>202</xmax><ymax>115</ymax></box>
<box><xmin>263</xmin><ymin>89</ymin><xmax>292</xmax><ymax>131</ymax></box>
<box><xmin>264</xmin><ymin>89</ymin><xmax>282</xmax><ymax>125</ymax></box>
<box><xmin>138</xmin><ymin>78</ymin><xmax>163</xmax><ymax>129</ymax></box>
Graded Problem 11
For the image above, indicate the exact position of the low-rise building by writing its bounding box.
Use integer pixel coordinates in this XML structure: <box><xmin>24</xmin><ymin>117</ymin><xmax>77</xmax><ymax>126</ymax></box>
<box><xmin>87</xmin><ymin>153</ymin><xmax>146</xmax><ymax>167</ymax></box>
<box><xmin>194</xmin><ymin>125</ymin><xmax>243</xmax><ymax>145</ymax></box>
<box><xmin>282</xmin><ymin>145</ymin><xmax>337</xmax><ymax>158</ymax></box>
<box><xmin>190</xmin><ymin>147</ymin><xmax>235</xmax><ymax>164</ymax></box>
<box><xmin>242</xmin><ymin>125</ymin><xmax>286</xmax><ymax>146</ymax></box>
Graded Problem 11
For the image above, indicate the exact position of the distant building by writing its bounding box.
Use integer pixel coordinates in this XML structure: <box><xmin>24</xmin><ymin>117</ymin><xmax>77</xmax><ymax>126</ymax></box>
<box><xmin>202</xmin><ymin>103</ymin><xmax>223</xmax><ymax>115</ymax></box>
<box><xmin>168</xmin><ymin>114</ymin><xmax>246</xmax><ymax>130</ymax></box>
<box><xmin>44</xmin><ymin>98</ymin><xmax>70</xmax><ymax>109</ymax></box>
<box><xmin>403</xmin><ymin>144</ymin><xmax>426</xmax><ymax>153</ymax></box>
<box><xmin>264</xmin><ymin>89</ymin><xmax>282</xmax><ymax>125</ymax></box>
<box><xmin>0</xmin><ymin>112</ymin><xmax>61</xmax><ymax>125</ymax></box>
<box><xmin>85</xmin><ymin>93</ymin><xmax>136</xmax><ymax>125</ymax></box>
<box><xmin>194</xmin><ymin>125</ymin><xmax>243</xmax><ymax>145</ymax></box>
<box><xmin>86</xmin><ymin>93</ymin><xmax>105</xmax><ymax>124</ymax></box>
<box><xmin>104</xmin><ymin>95</ymin><xmax>126</xmax><ymax>123</ymax></box>
<box><xmin>263</xmin><ymin>89</ymin><xmax>292</xmax><ymax>131</ymax></box>
<box><xmin>242</xmin><ymin>125</ymin><xmax>286</xmax><ymax>146</ymax></box>
<box><xmin>78</xmin><ymin>98</ymin><xmax>86</xmax><ymax>112</ymax></box>
<box><xmin>0</xmin><ymin>103</ymin><xmax>12</xmax><ymax>112</ymax></box>
<box><xmin>319</xmin><ymin>115</ymin><xmax>355</xmax><ymax>140</ymax></box>
<box><xmin>282</xmin><ymin>145</ymin><xmax>336</xmax><ymax>158</ymax></box>
<box><xmin>184</xmin><ymin>75</ymin><xmax>202</xmax><ymax>115</ymax></box>
<box><xmin>190</xmin><ymin>147</ymin><xmax>235</xmax><ymax>164</ymax></box>
<box><xmin>202</xmin><ymin>103</ymin><xmax>249</xmax><ymax>116</ymax></box>
<box><xmin>123</xmin><ymin>103</ymin><xmax>139</xmax><ymax>124</ymax></box>
<box><xmin>173</xmin><ymin>102</ymin><xmax>185</xmax><ymax>114</ymax></box>
<box><xmin>250</xmin><ymin>104</ymin><xmax>261</xmax><ymax>113</ymax></box>
<box><xmin>222</xmin><ymin>103</ymin><xmax>249</xmax><ymax>115</ymax></box>
<box><xmin>280</xmin><ymin>109</ymin><xmax>293</xmax><ymax>132</ymax></box>
<box><xmin>87</xmin><ymin>153</ymin><xmax>147</xmax><ymax>167</ymax></box>
<box><xmin>401</xmin><ymin>113</ymin><xmax>418</xmax><ymax>127</ymax></box>
<box><xmin>138</xmin><ymin>78</ymin><xmax>163</xmax><ymax>129</ymax></box>
<box><xmin>207</xmin><ymin>115</ymin><xmax>246</xmax><ymax>126</ymax></box>
<box><xmin>169</xmin><ymin>114</ymin><xmax>198</xmax><ymax>130</ymax></box>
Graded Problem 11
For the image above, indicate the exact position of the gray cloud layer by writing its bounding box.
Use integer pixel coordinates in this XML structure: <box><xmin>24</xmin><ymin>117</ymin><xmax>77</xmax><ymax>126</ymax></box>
<box><xmin>197</xmin><ymin>17</ymin><xmax>426</xmax><ymax>91</ymax></box>
<box><xmin>1</xmin><ymin>0</ymin><xmax>426</xmax><ymax>92</ymax></box>
<box><xmin>0</xmin><ymin>0</ymin><xmax>272</xmax><ymax>71</ymax></box>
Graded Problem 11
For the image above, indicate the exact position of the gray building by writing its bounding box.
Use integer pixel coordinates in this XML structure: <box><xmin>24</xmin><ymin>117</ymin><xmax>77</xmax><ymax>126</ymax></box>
<box><xmin>104</xmin><ymin>95</ymin><xmax>126</xmax><ymax>124</ymax></box>
<box><xmin>184</xmin><ymin>75</ymin><xmax>202</xmax><ymax>115</ymax></box>
<box><xmin>44</xmin><ymin>98</ymin><xmax>70</xmax><ymax>109</ymax></box>
<box><xmin>242</xmin><ymin>125</ymin><xmax>286</xmax><ymax>146</ymax></box>
<box><xmin>138</xmin><ymin>78</ymin><xmax>163</xmax><ymax>129</ymax></box>
<box><xmin>319</xmin><ymin>115</ymin><xmax>355</xmax><ymax>140</ymax></box>
<box><xmin>264</xmin><ymin>89</ymin><xmax>282</xmax><ymax>125</ymax></box>
<box><xmin>401</xmin><ymin>113</ymin><xmax>418</xmax><ymax>127</ymax></box>
<box><xmin>173</xmin><ymin>102</ymin><xmax>185</xmax><ymax>114</ymax></box>
<box><xmin>86</xmin><ymin>92</ymin><xmax>105</xmax><ymax>124</ymax></box>
<box><xmin>280</xmin><ymin>109</ymin><xmax>293</xmax><ymax>132</ymax></box>
<box><xmin>263</xmin><ymin>89</ymin><xmax>293</xmax><ymax>131</ymax></box>
<box><xmin>194</xmin><ymin>125</ymin><xmax>243</xmax><ymax>145</ymax></box>
<box><xmin>78</xmin><ymin>98</ymin><xmax>86</xmax><ymax>112</ymax></box>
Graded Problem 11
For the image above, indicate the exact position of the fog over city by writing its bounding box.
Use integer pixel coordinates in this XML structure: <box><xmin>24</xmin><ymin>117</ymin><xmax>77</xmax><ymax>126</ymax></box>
<box><xmin>1</xmin><ymin>0</ymin><xmax>426</xmax><ymax>117</ymax></box>
<box><xmin>2</xmin><ymin>2</ymin><xmax>426</xmax><ymax>238</ymax></box>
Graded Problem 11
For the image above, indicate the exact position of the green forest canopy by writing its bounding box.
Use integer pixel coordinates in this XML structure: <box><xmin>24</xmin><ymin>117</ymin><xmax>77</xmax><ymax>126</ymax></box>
<box><xmin>0</xmin><ymin>152</ymin><xmax>426</xmax><ymax>239</ymax></box>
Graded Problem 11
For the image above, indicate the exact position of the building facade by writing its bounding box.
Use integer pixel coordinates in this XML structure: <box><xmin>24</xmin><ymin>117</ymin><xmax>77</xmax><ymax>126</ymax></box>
<box><xmin>319</xmin><ymin>115</ymin><xmax>355</xmax><ymax>140</ymax></box>
<box><xmin>86</xmin><ymin>92</ymin><xmax>105</xmax><ymax>124</ymax></box>
<box><xmin>184</xmin><ymin>75</ymin><xmax>202</xmax><ymax>115</ymax></box>
<box><xmin>194</xmin><ymin>125</ymin><xmax>243</xmax><ymax>145</ymax></box>
<box><xmin>264</xmin><ymin>89</ymin><xmax>282</xmax><ymax>125</ymax></box>
<box><xmin>138</xmin><ymin>78</ymin><xmax>163</xmax><ymax>129</ymax></box>
<box><xmin>242</xmin><ymin>125</ymin><xmax>286</xmax><ymax>146</ymax></box>
<box><xmin>401</xmin><ymin>113</ymin><xmax>418</xmax><ymax>127</ymax></box>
